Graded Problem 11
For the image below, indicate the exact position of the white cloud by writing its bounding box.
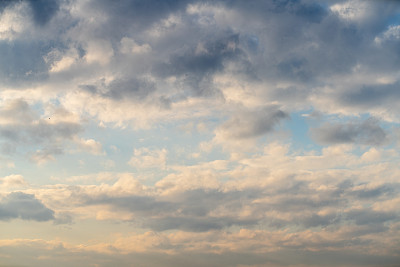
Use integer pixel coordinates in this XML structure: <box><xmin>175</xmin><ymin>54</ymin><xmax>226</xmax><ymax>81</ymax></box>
<box><xmin>375</xmin><ymin>25</ymin><xmax>400</xmax><ymax>45</ymax></box>
<box><xmin>47</xmin><ymin>48</ymin><xmax>79</xmax><ymax>73</ymax></box>
<box><xmin>330</xmin><ymin>0</ymin><xmax>371</xmax><ymax>22</ymax></box>
<box><xmin>84</xmin><ymin>39</ymin><xmax>114</xmax><ymax>65</ymax></box>
<box><xmin>75</xmin><ymin>138</ymin><xmax>103</xmax><ymax>155</ymax></box>
<box><xmin>0</xmin><ymin>174</ymin><xmax>27</xmax><ymax>189</ymax></box>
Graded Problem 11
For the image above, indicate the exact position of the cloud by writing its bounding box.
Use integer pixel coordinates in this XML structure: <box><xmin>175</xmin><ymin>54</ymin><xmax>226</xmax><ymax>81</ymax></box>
<box><xmin>0</xmin><ymin>174</ymin><xmax>27</xmax><ymax>188</ymax></box>
<box><xmin>0</xmin><ymin>192</ymin><xmax>54</xmax><ymax>221</ymax></box>
<box><xmin>53</xmin><ymin>212</ymin><xmax>74</xmax><ymax>225</ymax></box>
<box><xmin>0</xmin><ymin>99</ymin><xmax>82</xmax><ymax>162</ymax></box>
<box><xmin>0</xmin><ymin>0</ymin><xmax>59</xmax><ymax>27</ymax></box>
<box><xmin>146</xmin><ymin>215</ymin><xmax>255</xmax><ymax>232</ymax></box>
<box><xmin>50</xmin><ymin>166</ymin><xmax>400</xmax><ymax>232</ymax></box>
<box><xmin>216</xmin><ymin>106</ymin><xmax>288</xmax><ymax>140</ymax></box>
<box><xmin>154</xmin><ymin>33</ymin><xmax>247</xmax><ymax>97</ymax></box>
<box><xmin>0</xmin><ymin>1</ymin><xmax>30</xmax><ymax>41</ymax></box>
<box><xmin>86</xmin><ymin>195</ymin><xmax>174</xmax><ymax>217</ymax></box>
<box><xmin>128</xmin><ymin>148</ymin><xmax>167</xmax><ymax>169</ymax></box>
<box><xmin>27</xmin><ymin>0</ymin><xmax>59</xmax><ymax>26</ymax></box>
<box><xmin>5</xmin><ymin>138</ymin><xmax>398</xmax><ymax>265</ymax></box>
<box><xmin>90</xmin><ymin>0</ymin><xmax>193</xmax><ymax>31</ymax></box>
<box><xmin>29</xmin><ymin>146</ymin><xmax>63</xmax><ymax>164</ymax></box>
<box><xmin>98</xmin><ymin>77</ymin><xmax>157</xmax><ymax>101</ymax></box>
<box><xmin>75</xmin><ymin>138</ymin><xmax>103</xmax><ymax>155</ymax></box>
<box><xmin>1</xmin><ymin>1</ymin><xmax>400</xmax><ymax>266</ymax></box>
<box><xmin>311</xmin><ymin>118</ymin><xmax>387</xmax><ymax>146</ymax></box>
<box><xmin>340</xmin><ymin>82</ymin><xmax>400</xmax><ymax>108</ymax></box>
<box><xmin>345</xmin><ymin>209</ymin><xmax>397</xmax><ymax>226</ymax></box>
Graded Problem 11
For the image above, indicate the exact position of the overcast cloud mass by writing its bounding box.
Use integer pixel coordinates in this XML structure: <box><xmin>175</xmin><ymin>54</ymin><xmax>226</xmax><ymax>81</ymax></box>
<box><xmin>0</xmin><ymin>0</ymin><xmax>400</xmax><ymax>266</ymax></box>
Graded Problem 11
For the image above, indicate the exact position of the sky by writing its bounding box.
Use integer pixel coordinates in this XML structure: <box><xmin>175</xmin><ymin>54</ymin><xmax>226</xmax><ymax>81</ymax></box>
<box><xmin>0</xmin><ymin>0</ymin><xmax>400</xmax><ymax>266</ymax></box>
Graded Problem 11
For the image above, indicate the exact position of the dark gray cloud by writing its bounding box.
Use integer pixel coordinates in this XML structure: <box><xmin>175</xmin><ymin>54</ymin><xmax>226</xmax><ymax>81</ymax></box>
<box><xmin>142</xmin><ymin>188</ymin><xmax>260</xmax><ymax>231</ymax></box>
<box><xmin>0</xmin><ymin>192</ymin><xmax>54</xmax><ymax>221</ymax></box>
<box><xmin>27</xmin><ymin>0</ymin><xmax>60</xmax><ymax>26</ymax></box>
<box><xmin>353</xmin><ymin>184</ymin><xmax>395</xmax><ymax>199</ymax></box>
<box><xmin>346</xmin><ymin>209</ymin><xmax>397</xmax><ymax>226</ymax></box>
<box><xmin>341</xmin><ymin>82</ymin><xmax>400</xmax><ymax>108</ymax></box>
<box><xmin>86</xmin><ymin>195</ymin><xmax>175</xmax><ymax>216</ymax></box>
<box><xmin>219</xmin><ymin>1</ymin><xmax>361</xmax><ymax>83</ymax></box>
<box><xmin>81</xmin><ymin>78</ymin><xmax>157</xmax><ymax>101</ymax></box>
<box><xmin>106</xmin><ymin>78</ymin><xmax>157</xmax><ymax>100</ymax></box>
<box><xmin>155</xmin><ymin>34</ymin><xmax>241</xmax><ymax>77</ymax></box>
<box><xmin>92</xmin><ymin>0</ymin><xmax>193</xmax><ymax>33</ymax></box>
<box><xmin>218</xmin><ymin>106</ymin><xmax>288</xmax><ymax>139</ymax></box>
<box><xmin>311</xmin><ymin>118</ymin><xmax>387</xmax><ymax>146</ymax></box>
<box><xmin>154</xmin><ymin>33</ymin><xmax>250</xmax><ymax>97</ymax></box>
<box><xmin>300</xmin><ymin>212</ymin><xmax>340</xmax><ymax>228</ymax></box>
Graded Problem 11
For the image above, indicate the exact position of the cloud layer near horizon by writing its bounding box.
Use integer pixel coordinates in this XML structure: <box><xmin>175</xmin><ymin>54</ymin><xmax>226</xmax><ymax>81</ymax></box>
<box><xmin>0</xmin><ymin>0</ymin><xmax>399</xmax><ymax>266</ymax></box>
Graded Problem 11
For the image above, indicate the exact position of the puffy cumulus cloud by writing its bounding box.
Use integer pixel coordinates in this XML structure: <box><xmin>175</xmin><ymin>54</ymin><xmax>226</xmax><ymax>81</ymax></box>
<box><xmin>0</xmin><ymin>192</ymin><xmax>54</xmax><ymax>221</ymax></box>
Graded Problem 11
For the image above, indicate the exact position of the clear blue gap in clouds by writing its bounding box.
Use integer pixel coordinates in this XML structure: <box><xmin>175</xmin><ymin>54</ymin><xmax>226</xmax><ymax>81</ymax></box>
<box><xmin>283</xmin><ymin>110</ymin><xmax>321</xmax><ymax>152</ymax></box>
